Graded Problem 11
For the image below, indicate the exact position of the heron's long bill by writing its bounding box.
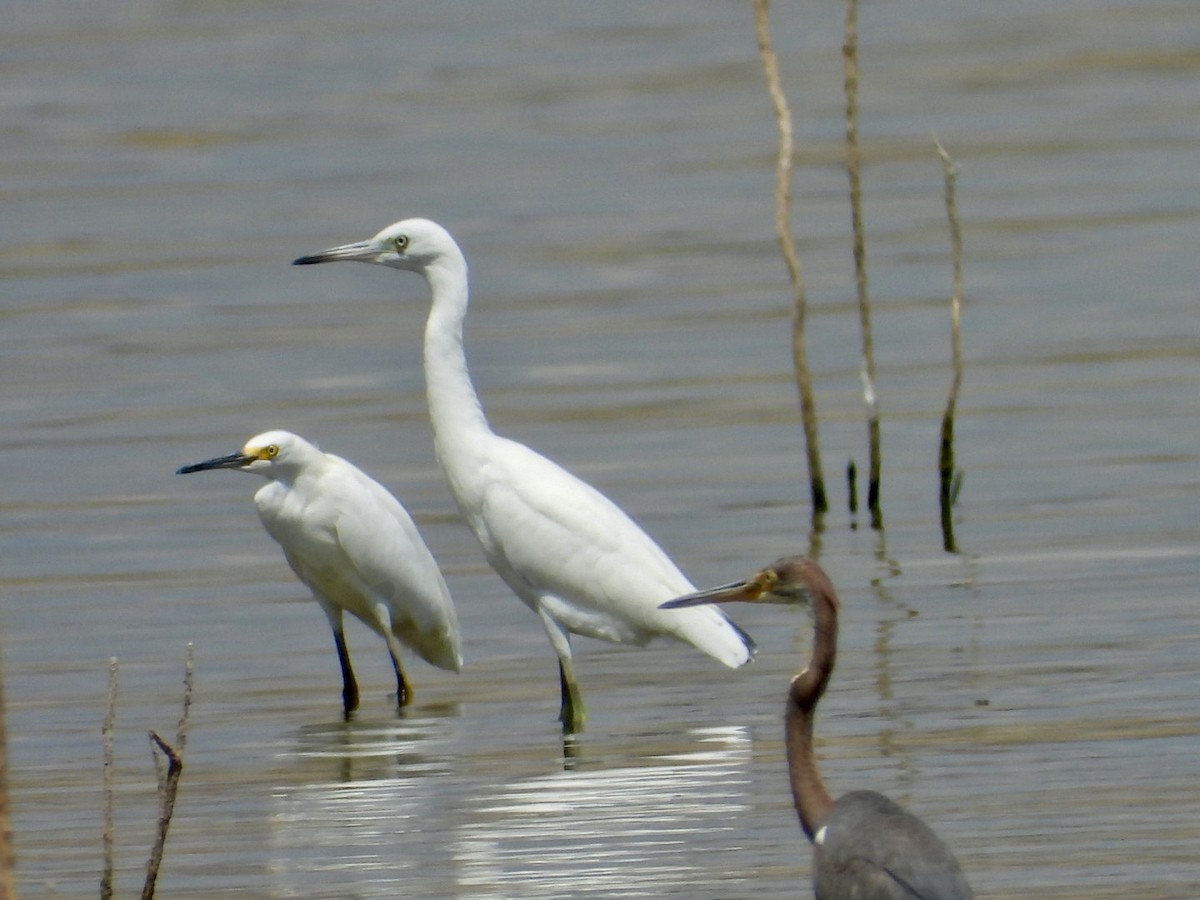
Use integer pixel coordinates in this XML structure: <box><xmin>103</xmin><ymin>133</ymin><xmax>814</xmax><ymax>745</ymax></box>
<box><xmin>292</xmin><ymin>240</ymin><xmax>374</xmax><ymax>266</ymax></box>
<box><xmin>176</xmin><ymin>452</ymin><xmax>256</xmax><ymax>475</ymax></box>
<box><xmin>659</xmin><ymin>578</ymin><xmax>762</xmax><ymax>609</ymax></box>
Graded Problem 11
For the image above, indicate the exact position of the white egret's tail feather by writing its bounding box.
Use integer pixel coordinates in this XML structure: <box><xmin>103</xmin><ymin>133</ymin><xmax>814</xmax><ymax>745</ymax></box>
<box><xmin>670</xmin><ymin>604</ymin><xmax>756</xmax><ymax>668</ymax></box>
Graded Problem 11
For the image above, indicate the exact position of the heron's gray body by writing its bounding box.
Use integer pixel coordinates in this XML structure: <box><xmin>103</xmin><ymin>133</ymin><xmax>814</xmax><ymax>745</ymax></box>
<box><xmin>814</xmin><ymin>791</ymin><xmax>974</xmax><ymax>899</ymax></box>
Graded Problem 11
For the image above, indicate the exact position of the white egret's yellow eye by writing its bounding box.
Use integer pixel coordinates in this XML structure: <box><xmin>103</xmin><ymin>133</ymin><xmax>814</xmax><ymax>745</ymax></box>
<box><xmin>264</xmin><ymin>444</ymin><xmax>280</xmax><ymax>459</ymax></box>
<box><xmin>393</xmin><ymin>235</ymin><xmax>409</xmax><ymax>252</ymax></box>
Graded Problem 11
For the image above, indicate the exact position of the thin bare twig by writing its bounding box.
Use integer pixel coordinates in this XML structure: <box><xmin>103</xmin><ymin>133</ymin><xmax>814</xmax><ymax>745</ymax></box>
<box><xmin>101</xmin><ymin>658</ymin><xmax>119</xmax><ymax>900</ymax></box>
<box><xmin>0</xmin><ymin>658</ymin><xmax>14</xmax><ymax>900</ymax></box>
<box><xmin>934</xmin><ymin>135</ymin><xmax>965</xmax><ymax>552</ymax></box>
<box><xmin>752</xmin><ymin>0</ymin><xmax>828</xmax><ymax>517</ymax></box>
<box><xmin>142</xmin><ymin>732</ymin><xmax>180</xmax><ymax>900</ymax></box>
<box><xmin>842</xmin><ymin>0</ymin><xmax>883</xmax><ymax>530</ymax></box>
<box><xmin>141</xmin><ymin>645</ymin><xmax>194</xmax><ymax>900</ymax></box>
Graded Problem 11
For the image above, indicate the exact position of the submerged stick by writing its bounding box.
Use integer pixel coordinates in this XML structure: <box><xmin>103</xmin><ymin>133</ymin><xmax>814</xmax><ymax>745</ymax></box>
<box><xmin>102</xmin><ymin>658</ymin><xmax>119</xmax><ymax>900</ymax></box>
<box><xmin>842</xmin><ymin>0</ymin><xmax>882</xmax><ymax>530</ymax></box>
<box><xmin>0</xmin><ymin>659</ymin><xmax>14</xmax><ymax>900</ymax></box>
<box><xmin>934</xmin><ymin>135</ymin><xmax>965</xmax><ymax>552</ymax></box>
<box><xmin>752</xmin><ymin>0</ymin><xmax>828</xmax><ymax>517</ymax></box>
<box><xmin>141</xmin><ymin>645</ymin><xmax>194</xmax><ymax>900</ymax></box>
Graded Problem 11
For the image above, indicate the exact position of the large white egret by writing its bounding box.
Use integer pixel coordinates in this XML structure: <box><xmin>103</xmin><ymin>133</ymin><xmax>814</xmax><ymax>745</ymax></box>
<box><xmin>294</xmin><ymin>219</ymin><xmax>755</xmax><ymax>732</ymax></box>
<box><xmin>662</xmin><ymin>557</ymin><xmax>974</xmax><ymax>899</ymax></box>
<box><xmin>178</xmin><ymin>429</ymin><xmax>463</xmax><ymax>717</ymax></box>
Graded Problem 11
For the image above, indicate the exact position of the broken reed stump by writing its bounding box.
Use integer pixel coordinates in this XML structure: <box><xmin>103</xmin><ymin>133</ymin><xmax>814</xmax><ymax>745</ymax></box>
<box><xmin>101</xmin><ymin>647</ymin><xmax>194</xmax><ymax>899</ymax></box>
<box><xmin>141</xmin><ymin>644</ymin><xmax>194</xmax><ymax>900</ymax></box>
<box><xmin>847</xmin><ymin>459</ymin><xmax>859</xmax><ymax>516</ymax></box>
<box><xmin>934</xmin><ymin>135</ymin><xmax>965</xmax><ymax>553</ymax></box>
<box><xmin>102</xmin><ymin>658</ymin><xmax>119</xmax><ymax>900</ymax></box>
<box><xmin>752</xmin><ymin>0</ymin><xmax>828</xmax><ymax>518</ymax></box>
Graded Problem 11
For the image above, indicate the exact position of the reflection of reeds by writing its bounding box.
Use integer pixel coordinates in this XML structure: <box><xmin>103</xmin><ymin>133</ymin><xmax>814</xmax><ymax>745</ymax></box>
<box><xmin>934</xmin><ymin>136</ymin><xmax>965</xmax><ymax>553</ymax></box>
<box><xmin>0</xmin><ymin>660</ymin><xmax>14</xmax><ymax>900</ymax></box>
<box><xmin>752</xmin><ymin>0</ymin><xmax>828</xmax><ymax>517</ymax></box>
<box><xmin>842</xmin><ymin>0</ymin><xmax>883</xmax><ymax>531</ymax></box>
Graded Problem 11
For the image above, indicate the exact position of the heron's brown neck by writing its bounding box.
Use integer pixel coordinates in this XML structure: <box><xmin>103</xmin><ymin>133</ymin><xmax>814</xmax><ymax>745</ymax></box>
<box><xmin>785</xmin><ymin>575</ymin><xmax>839</xmax><ymax>842</ymax></box>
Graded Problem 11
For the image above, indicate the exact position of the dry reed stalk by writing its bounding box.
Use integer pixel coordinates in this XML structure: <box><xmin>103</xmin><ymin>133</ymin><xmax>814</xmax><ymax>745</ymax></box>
<box><xmin>101</xmin><ymin>658</ymin><xmax>119</xmax><ymax>900</ymax></box>
<box><xmin>0</xmin><ymin>661</ymin><xmax>14</xmax><ymax>900</ymax></box>
<box><xmin>841</xmin><ymin>0</ymin><xmax>883</xmax><ymax>530</ymax></box>
<box><xmin>752</xmin><ymin>0</ymin><xmax>828</xmax><ymax>516</ymax></box>
<box><xmin>934</xmin><ymin>136</ymin><xmax>965</xmax><ymax>551</ymax></box>
<box><xmin>141</xmin><ymin>645</ymin><xmax>194</xmax><ymax>900</ymax></box>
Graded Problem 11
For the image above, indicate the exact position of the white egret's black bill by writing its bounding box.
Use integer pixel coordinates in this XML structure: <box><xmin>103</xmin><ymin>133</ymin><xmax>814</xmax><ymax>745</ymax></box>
<box><xmin>292</xmin><ymin>240</ymin><xmax>373</xmax><ymax>266</ymax></box>
<box><xmin>177</xmin><ymin>452</ymin><xmax>255</xmax><ymax>475</ymax></box>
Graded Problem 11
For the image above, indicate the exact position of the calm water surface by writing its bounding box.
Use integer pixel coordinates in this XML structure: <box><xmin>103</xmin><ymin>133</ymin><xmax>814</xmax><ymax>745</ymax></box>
<box><xmin>3</xmin><ymin>1</ymin><xmax>1199</xmax><ymax>897</ymax></box>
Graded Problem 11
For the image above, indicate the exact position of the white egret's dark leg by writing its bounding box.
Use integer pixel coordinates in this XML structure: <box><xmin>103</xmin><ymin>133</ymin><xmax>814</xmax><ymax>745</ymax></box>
<box><xmin>318</xmin><ymin>601</ymin><xmax>358</xmax><ymax>717</ymax></box>
<box><xmin>372</xmin><ymin>602</ymin><xmax>413</xmax><ymax>708</ymax></box>
<box><xmin>538</xmin><ymin>604</ymin><xmax>585</xmax><ymax>732</ymax></box>
<box><xmin>383</xmin><ymin>633</ymin><xmax>412</xmax><ymax>708</ymax></box>
<box><xmin>390</xmin><ymin>653</ymin><xmax>412</xmax><ymax>708</ymax></box>
<box><xmin>332</xmin><ymin>627</ymin><xmax>359</xmax><ymax>717</ymax></box>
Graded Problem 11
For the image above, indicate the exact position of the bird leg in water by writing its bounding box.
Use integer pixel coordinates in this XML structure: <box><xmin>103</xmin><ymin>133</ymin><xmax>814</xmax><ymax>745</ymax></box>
<box><xmin>558</xmin><ymin>658</ymin><xmax>586</xmax><ymax>733</ymax></box>
<box><xmin>332</xmin><ymin>628</ymin><xmax>360</xmax><ymax>718</ymax></box>
<box><xmin>370</xmin><ymin>602</ymin><xmax>414</xmax><ymax>708</ymax></box>
<box><xmin>381</xmin><ymin>631</ymin><xmax>413</xmax><ymax>708</ymax></box>
<box><xmin>537</xmin><ymin>606</ymin><xmax>586</xmax><ymax>731</ymax></box>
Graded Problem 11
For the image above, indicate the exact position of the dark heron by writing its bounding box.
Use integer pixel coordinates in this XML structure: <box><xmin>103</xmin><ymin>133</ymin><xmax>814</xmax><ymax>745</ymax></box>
<box><xmin>662</xmin><ymin>556</ymin><xmax>973</xmax><ymax>899</ymax></box>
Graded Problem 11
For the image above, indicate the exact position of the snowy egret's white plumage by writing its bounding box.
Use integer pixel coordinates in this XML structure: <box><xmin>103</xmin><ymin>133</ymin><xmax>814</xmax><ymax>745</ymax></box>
<box><xmin>178</xmin><ymin>429</ymin><xmax>462</xmax><ymax>716</ymax></box>
<box><xmin>295</xmin><ymin>219</ymin><xmax>754</xmax><ymax>731</ymax></box>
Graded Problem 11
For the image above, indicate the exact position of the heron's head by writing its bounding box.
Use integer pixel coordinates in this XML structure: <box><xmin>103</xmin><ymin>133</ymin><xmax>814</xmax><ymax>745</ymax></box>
<box><xmin>660</xmin><ymin>556</ymin><xmax>828</xmax><ymax>610</ymax></box>
<box><xmin>292</xmin><ymin>218</ymin><xmax>460</xmax><ymax>277</ymax></box>
<box><xmin>176</xmin><ymin>430</ymin><xmax>310</xmax><ymax>478</ymax></box>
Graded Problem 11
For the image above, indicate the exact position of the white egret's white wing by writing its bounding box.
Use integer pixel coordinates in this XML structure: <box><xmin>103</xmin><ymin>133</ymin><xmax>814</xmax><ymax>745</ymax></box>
<box><xmin>461</xmin><ymin>436</ymin><xmax>751</xmax><ymax>666</ymax></box>
<box><xmin>254</xmin><ymin>460</ymin><xmax>462</xmax><ymax>672</ymax></box>
<box><xmin>325</xmin><ymin>458</ymin><xmax>463</xmax><ymax>671</ymax></box>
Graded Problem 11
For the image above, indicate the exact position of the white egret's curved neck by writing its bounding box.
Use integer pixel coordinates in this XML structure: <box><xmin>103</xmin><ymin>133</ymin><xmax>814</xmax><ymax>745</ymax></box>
<box><xmin>421</xmin><ymin>250</ymin><xmax>493</xmax><ymax>468</ymax></box>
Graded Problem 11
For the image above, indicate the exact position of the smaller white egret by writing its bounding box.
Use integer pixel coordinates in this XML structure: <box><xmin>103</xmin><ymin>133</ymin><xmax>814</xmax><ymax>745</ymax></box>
<box><xmin>178</xmin><ymin>430</ymin><xmax>463</xmax><ymax>717</ymax></box>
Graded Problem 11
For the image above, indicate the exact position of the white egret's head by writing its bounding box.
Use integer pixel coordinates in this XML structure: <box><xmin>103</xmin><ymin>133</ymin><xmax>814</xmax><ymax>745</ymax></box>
<box><xmin>177</xmin><ymin>430</ymin><xmax>311</xmax><ymax>478</ymax></box>
<box><xmin>292</xmin><ymin>218</ymin><xmax>459</xmax><ymax>276</ymax></box>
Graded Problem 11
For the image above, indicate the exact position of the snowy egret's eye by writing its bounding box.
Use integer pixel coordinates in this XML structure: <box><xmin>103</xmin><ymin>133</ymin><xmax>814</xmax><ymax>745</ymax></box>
<box><xmin>393</xmin><ymin>235</ymin><xmax>409</xmax><ymax>252</ymax></box>
<box><xmin>264</xmin><ymin>444</ymin><xmax>280</xmax><ymax>459</ymax></box>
